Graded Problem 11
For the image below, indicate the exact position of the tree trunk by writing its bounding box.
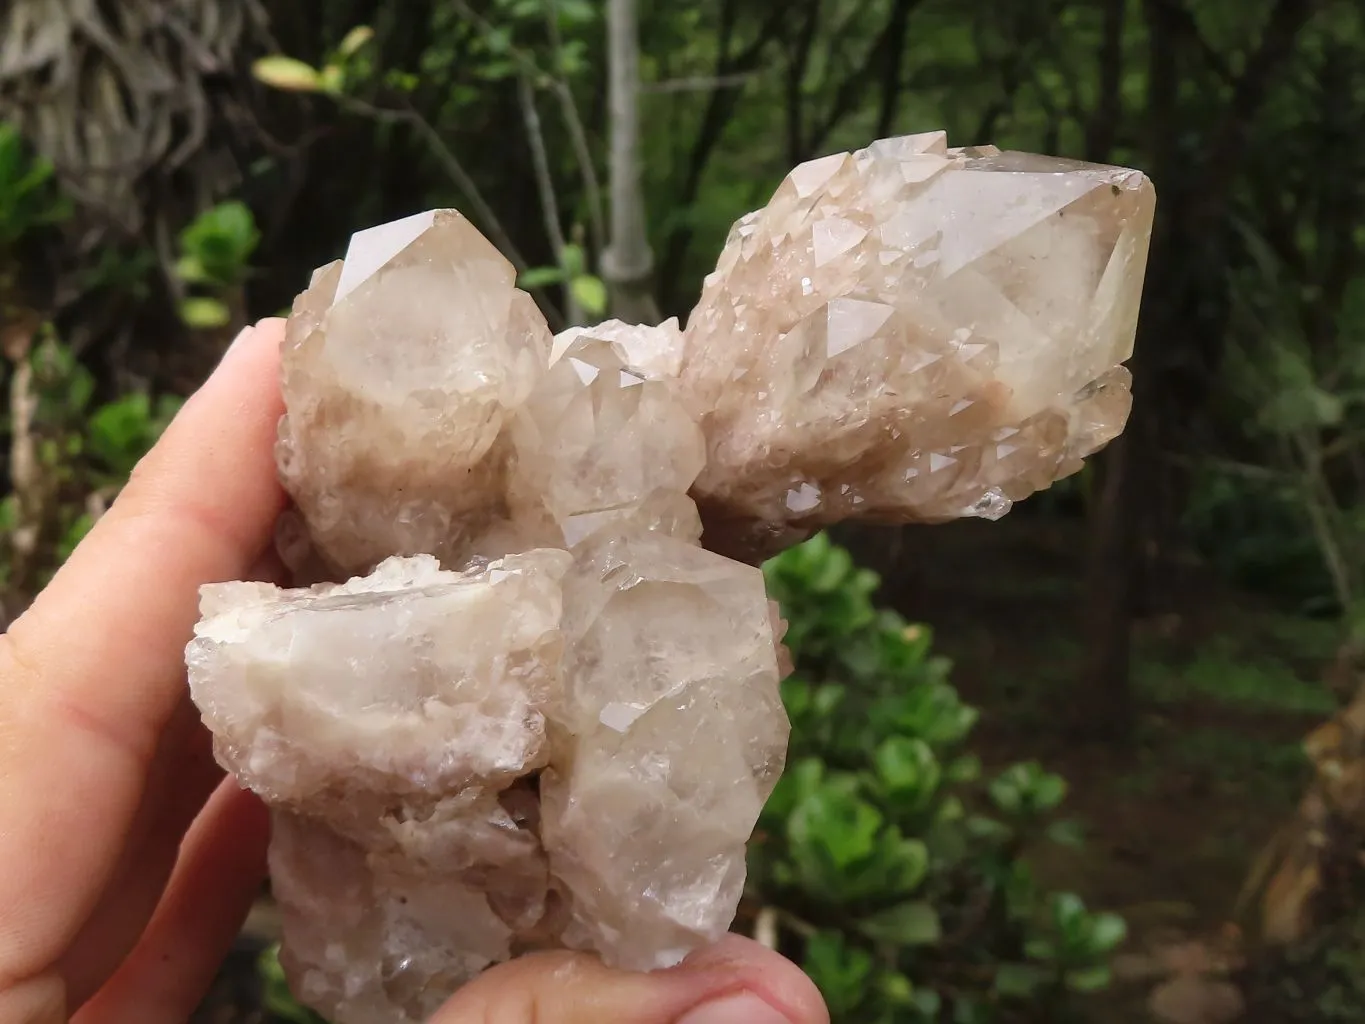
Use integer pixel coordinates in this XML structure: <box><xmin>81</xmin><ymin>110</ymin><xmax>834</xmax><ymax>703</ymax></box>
<box><xmin>601</xmin><ymin>0</ymin><xmax>660</xmax><ymax>325</ymax></box>
<box><xmin>1078</xmin><ymin>0</ymin><xmax>1325</xmax><ymax>739</ymax></box>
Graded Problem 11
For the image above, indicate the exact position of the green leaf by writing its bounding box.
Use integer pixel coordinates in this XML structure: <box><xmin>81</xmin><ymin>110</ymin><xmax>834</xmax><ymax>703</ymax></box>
<box><xmin>994</xmin><ymin>963</ymin><xmax>1049</xmax><ymax>998</ymax></box>
<box><xmin>519</xmin><ymin>266</ymin><xmax>567</xmax><ymax>289</ymax></box>
<box><xmin>965</xmin><ymin>814</ymin><xmax>1012</xmax><ymax>843</ymax></box>
<box><xmin>1032</xmin><ymin>772</ymin><xmax>1067</xmax><ymax>810</ymax></box>
<box><xmin>560</xmin><ymin>243</ymin><xmax>587</xmax><ymax>277</ymax></box>
<box><xmin>946</xmin><ymin>754</ymin><xmax>981</xmax><ymax>783</ymax></box>
<box><xmin>174</xmin><ymin>254</ymin><xmax>210</xmax><ymax>285</ymax></box>
<box><xmin>66</xmin><ymin>368</ymin><xmax>94</xmax><ymax>412</ymax></box>
<box><xmin>1065</xmin><ymin>965</ymin><xmax>1113</xmax><ymax>992</ymax></box>
<box><xmin>877</xmin><ymin>970</ymin><xmax>915</xmax><ymax>1006</ymax></box>
<box><xmin>1045</xmin><ymin>819</ymin><xmax>1086</xmax><ymax>848</ymax></box>
<box><xmin>571</xmin><ymin>275</ymin><xmax>608</xmax><ymax>316</ymax></box>
<box><xmin>252</xmin><ymin>56</ymin><xmax>323</xmax><ymax>92</ymax></box>
<box><xmin>259</xmin><ymin>943</ymin><xmax>326</xmax><ymax>1023</ymax></box>
<box><xmin>178</xmin><ymin>201</ymin><xmax>259</xmax><ymax>287</ymax></box>
<box><xmin>873</xmin><ymin>736</ymin><xmax>940</xmax><ymax>810</ymax></box>
<box><xmin>1051</xmin><ymin>892</ymin><xmax>1089</xmax><ymax>943</ymax></box>
<box><xmin>319</xmin><ymin>63</ymin><xmax>345</xmax><ymax>95</ymax></box>
<box><xmin>337</xmin><ymin>25</ymin><xmax>375</xmax><ymax>57</ymax></box>
<box><xmin>803</xmin><ymin>932</ymin><xmax>872</xmax><ymax>1017</ymax></box>
<box><xmin>86</xmin><ymin>392</ymin><xmax>155</xmax><ymax>474</ymax></box>
<box><xmin>1089</xmin><ymin>912</ymin><xmax>1128</xmax><ymax>953</ymax></box>
<box><xmin>857</xmin><ymin>900</ymin><xmax>941</xmax><ymax>946</ymax></box>
<box><xmin>178</xmin><ymin>297</ymin><xmax>231</xmax><ymax>329</ymax></box>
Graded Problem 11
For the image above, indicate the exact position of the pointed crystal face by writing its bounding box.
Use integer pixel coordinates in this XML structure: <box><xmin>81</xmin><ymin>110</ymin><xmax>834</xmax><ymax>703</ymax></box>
<box><xmin>541</xmin><ymin>532</ymin><xmax>787</xmax><ymax>968</ymax></box>
<box><xmin>506</xmin><ymin>323</ymin><xmax>706</xmax><ymax>550</ymax></box>
<box><xmin>683</xmin><ymin>138</ymin><xmax>1154</xmax><ymax>544</ymax></box>
<box><xmin>277</xmin><ymin>210</ymin><xmax>553</xmax><ymax>575</ymax></box>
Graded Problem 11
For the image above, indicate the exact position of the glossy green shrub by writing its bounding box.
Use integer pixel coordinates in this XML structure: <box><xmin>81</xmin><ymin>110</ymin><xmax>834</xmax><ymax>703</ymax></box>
<box><xmin>753</xmin><ymin>533</ymin><xmax>1125</xmax><ymax>1023</ymax></box>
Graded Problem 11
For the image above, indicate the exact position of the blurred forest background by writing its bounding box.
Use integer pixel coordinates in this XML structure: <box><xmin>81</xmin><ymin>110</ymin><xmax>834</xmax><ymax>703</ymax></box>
<box><xmin>3</xmin><ymin>0</ymin><xmax>1365</xmax><ymax>1022</ymax></box>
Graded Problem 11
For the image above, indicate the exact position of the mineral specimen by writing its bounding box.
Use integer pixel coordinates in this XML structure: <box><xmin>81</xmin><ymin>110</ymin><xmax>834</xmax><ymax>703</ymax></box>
<box><xmin>186</xmin><ymin>131</ymin><xmax>1155</xmax><ymax>1024</ymax></box>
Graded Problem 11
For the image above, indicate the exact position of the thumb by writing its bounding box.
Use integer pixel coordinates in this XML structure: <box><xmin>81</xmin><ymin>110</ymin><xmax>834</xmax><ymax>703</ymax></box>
<box><xmin>430</xmin><ymin>935</ymin><xmax>830</xmax><ymax>1024</ymax></box>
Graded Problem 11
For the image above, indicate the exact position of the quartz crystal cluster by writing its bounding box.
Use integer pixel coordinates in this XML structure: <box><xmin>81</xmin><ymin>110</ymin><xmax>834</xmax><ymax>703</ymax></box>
<box><xmin>186</xmin><ymin>132</ymin><xmax>1154</xmax><ymax>1024</ymax></box>
<box><xmin>684</xmin><ymin>131</ymin><xmax>1154</xmax><ymax>558</ymax></box>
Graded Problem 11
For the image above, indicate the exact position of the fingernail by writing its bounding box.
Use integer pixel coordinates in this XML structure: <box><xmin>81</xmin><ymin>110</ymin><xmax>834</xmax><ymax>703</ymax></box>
<box><xmin>677</xmin><ymin>992</ymin><xmax>792</xmax><ymax>1024</ymax></box>
<box><xmin>227</xmin><ymin>324</ymin><xmax>257</xmax><ymax>353</ymax></box>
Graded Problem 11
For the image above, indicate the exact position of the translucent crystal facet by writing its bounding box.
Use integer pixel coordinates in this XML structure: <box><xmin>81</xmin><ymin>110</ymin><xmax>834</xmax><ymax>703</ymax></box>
<box><xmin>682</xmin><ymin>139</ymin><xmax>1154</xmax><ymax>555</ymax></box>
<box><xmin>542</xmin><ymin>531</ymin><xmax>786</xmax><ymax>968</ymax></box>
<box><xmin>187</xmin><ymin>131</ymin><xmax>1154</xmax><ymax>1023</ymax></box>
<box><xmin>276</xmin><ymin>210</ymin><xmax>553</xmax><ymax>576</ymax></box>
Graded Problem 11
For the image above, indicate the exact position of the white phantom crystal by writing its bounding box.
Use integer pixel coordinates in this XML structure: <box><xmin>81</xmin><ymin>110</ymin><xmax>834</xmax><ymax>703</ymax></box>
<box><xmin>186</xmin><ymin>131</ymin><xmax>1154</xmax><ymax>1023</ymax></box>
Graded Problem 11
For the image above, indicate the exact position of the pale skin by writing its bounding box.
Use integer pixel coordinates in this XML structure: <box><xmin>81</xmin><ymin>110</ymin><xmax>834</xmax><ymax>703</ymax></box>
<box><xmin>0</xmin><ymin>319</ymin><xmax>830</xmax><ymax>1024</ymax></box>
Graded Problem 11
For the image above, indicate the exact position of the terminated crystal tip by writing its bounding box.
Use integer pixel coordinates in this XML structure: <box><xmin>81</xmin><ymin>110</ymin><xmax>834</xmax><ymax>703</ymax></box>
<box><xmin>186</xmin><ymin>131</ymin><xmax>1155</xmax><ymax>1023</ymax></box>
<box><xmin>682</xmin><ymin>131</ymin><xmax>1154</xmax><ymax>559</ymax></box>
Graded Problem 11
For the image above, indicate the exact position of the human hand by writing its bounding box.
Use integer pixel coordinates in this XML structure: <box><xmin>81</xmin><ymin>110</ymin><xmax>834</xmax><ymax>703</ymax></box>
<box><xmin>0</xmin><ymin>319</ymin><xmax>830</xmax><ymax>1024</ymax></box>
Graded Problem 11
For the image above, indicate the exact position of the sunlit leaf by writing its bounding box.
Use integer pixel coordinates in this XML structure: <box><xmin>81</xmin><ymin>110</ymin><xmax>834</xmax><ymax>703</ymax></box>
<box><xmin>519</xmin><ymin>266</ymin><xmax>567</xmax><ymax>289</ymax></box>
<box><xmin>320</xmin><ymin>64</ymin><xmax>345</xmax><ymax>95</ymax></box>
<box><xmin>571</xmin><ymin>275</ymin><xmax>608</xmax><ymax>316</ymax></box>
<box><xmin>338</xmin><ymin>25</ymin><xmax>375</xmax><ymax>57</ymax></box>
<box><xmin>252</xmin><ymin>56</ymin><xmax>323</xmax><ymax>92</ymax></box>
<box><xmin>178</xmin><ymin>297</ymin><xmax>231</xmax><ymax>329</ymax></box>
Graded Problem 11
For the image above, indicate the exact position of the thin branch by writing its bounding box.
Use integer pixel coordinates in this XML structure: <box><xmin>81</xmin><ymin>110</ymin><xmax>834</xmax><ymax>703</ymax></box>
<box><xmin>452</xmin><ymin>0</ymin><xmax>607</xmax><ymax>263</ymax></box>
<box><xmin>874</xmin><ymin>0</ymin><xmax>917</xmax><ymax>137</ymax></box>
<box><xmin>335</xmin><ymin>95</ymin><xmax>529</xmax><ymax>271</ymax></box>
<box><xmin>753</xmin><ymin>906</ymin><xmax>779</xmax><ymax>950</ymax></box>
<box><xmin>543</xmin><ymin>0</ymin><xmax>607</xmax><ymax>258</ymax></box>
<box><xmin>658</xmin><ymin>0</ymin><xmax>788</xmax><ymax>302</ymax></box>
<box><xmin>1086</xmin><ymin>0</ymin><xmax>1127</xmax><ymax>161</ymax></box>
<box><xmin>643</xmin><ymin>72</ymin><xmax>758</xmax><ymax>93</ymax></box>
<box><xmin>4</xmin><ymin>318</ymin><xmax>43</xmax><ymax>599</ymax></box>
<box><xmin>519</xmin><ymin>74</ymin><xmax>581</xmax><ymax>325</ymax></box>
<box><xmin>1294</xmin><ymin>432</ymin><xmax>1357</xmax><ymax>609</ymax></box>
<box><xmin>1146</xmin><ymin>0</ymin><xmax>1233</xmax><ymax>84</ymax></box>
<box><xmin>1198</xmin><ymin>0</ymin><xmax>1327</xmax><ymax>223</ymax></box>
<box><xmin>783</xmin><ymin>0</ymin><xmax>822</xmax><ymax>165</ymax></box>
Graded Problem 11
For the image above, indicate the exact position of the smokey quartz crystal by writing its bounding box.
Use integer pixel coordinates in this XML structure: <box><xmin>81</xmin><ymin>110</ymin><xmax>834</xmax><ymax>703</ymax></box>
<box><xmin>187</xmin><ymin>132</ymin><xmax>1155</xmax><ymax>1023</ymax></box>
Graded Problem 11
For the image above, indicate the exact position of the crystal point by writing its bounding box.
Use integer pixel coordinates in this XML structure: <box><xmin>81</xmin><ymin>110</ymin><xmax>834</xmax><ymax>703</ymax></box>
<box><xmin>682</xmin><ymin>136</ymin><xmax>1154</xmax><ymax>554</ymax></box>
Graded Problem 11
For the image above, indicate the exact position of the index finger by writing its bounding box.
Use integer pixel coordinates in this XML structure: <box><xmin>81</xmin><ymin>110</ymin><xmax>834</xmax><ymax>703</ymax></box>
<box><xmin>0</xmin><ymin>319</ymin><xmax>287</xmax><ymax>995</ymax></box>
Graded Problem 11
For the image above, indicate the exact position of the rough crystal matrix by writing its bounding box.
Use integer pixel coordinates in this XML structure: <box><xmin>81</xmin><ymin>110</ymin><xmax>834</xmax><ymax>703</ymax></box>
<box><xmin>187</xmin><ymin>133</ymin><xmax>1154</xmax><ymax>1023</ymax></box>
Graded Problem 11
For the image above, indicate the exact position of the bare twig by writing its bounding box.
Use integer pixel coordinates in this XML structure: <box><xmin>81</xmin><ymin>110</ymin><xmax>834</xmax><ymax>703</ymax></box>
<box><xmin>754</xmin><ymin>906</ymin><xmax>779</xmax><ymax>950</ymax></box>
<box><xmin>518</xmin><ymin>73</ymin><xmax>582</xmax><ymax>324</ymax></box>
<box><xmin>453</xmin><ymin>0</ymin><xmax>607</xmax><ymax>264</ymax></box>
<box><xmin>1295</xmin><ymin>432</ymin><xmax>1357</xmax><ymax>610</ymax></box>
<box><xmin>542</xmin><ymin>0</ymin><xmax>607</xmax><ymax>257</ymax></box>
<box><xmin>335</xmin><ymin>95</ymin><xmax>530</xmax><ymax>272</ymax></box>
<box><xmin>643</xmin><ymin>72</ymin><xmax>758</xmax><ymax>93</ymax></box>
<box><xmin>4</xmin><ymin>318</ymin><xmax>43</xmax><ymax>598</ymax></box>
